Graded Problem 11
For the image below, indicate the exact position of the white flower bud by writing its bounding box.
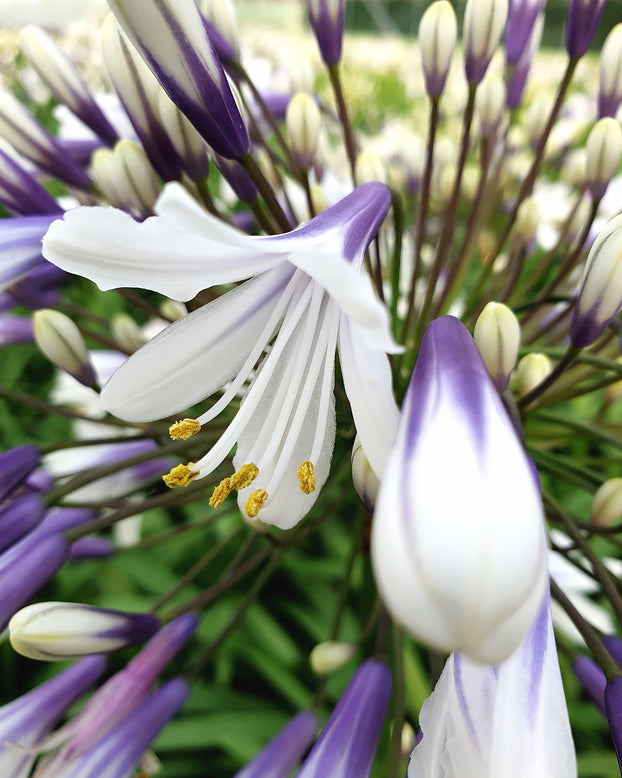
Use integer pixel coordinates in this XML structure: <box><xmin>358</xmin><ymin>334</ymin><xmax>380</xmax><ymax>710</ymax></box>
<box><xmin>585</xmin><ymin>117</ymin><xmax>622</xmax><ymax>200</ymax></box>
<box><xmin>514</xmin><ymin>353</ymin><xmax>552</xmax><ymax>397</ymax></box>
<box><xmin>309</xmin><ymin>183</ymin><xmax>329</xmax><ymax>215</ymax></box>
<box><xmin>599</xmin><ymin>24</ymin><xmax>622</xmax><ymax>118</ymax></box>
<box><xmin>474</xmin><ymin>302</ymin><xmax>521</xmax><ymax>391</ymax></box>
<box><xmin>286</xmin><ymin>93</ymin><xmax>322</xmax><ymax>170</ymax></box>
<box><xmin>91</xmin><ymin>140</ymin><xmax>161</xmax><ymax>217</ymax></box>
<box><xmin>201</xmin><ymin>0</ymin><xmax>240</xmax><ymax>60</ymax></box>
<box><xmin>475</xmin><ymin>74</ymin><xmax>506</xmax><ymax>137</ymax></box>
<box><xmin>112</xmin><ymin>313</ymin><xmax>145</xmax><ymax>353</ymax></box>
<box><xmin>160</xmin><ymin>300</ymin><xmax>188</xmax><ymax>322</ymax></box>
<box><xmin>525</xmin><ymin>96</ymin><xmax>549</xmax><ymax>149</ymax></box>
<box><xmin>355</xmin><ymin>151</ymin><xmax>386</xmax><ymax>185</ymax></box>
<box><xmin>351</xmin><ymin>435</ymin><xmax>381</xmax><ymax>511</ymax></box>
<box><xmin>419</xmin><ymin>1</ymin><xmax>457</xmax><ymax>97</ymax></box>
<box><xmin>463</xmin><ymin>0</ymin><xmax>508</xmax><ymax>84</ymax></box>
<box><xmin>591</xmin><ymin>478</ymin><xmax>622</xmax><ymax>526</ymax></box>
<box><xmin>34</xmin><ymin>310</ymin><xmax>96</xmax><ymax>388</ymax></box>
<box><xmin>513</xmin><ymin>197</ymin><xmax>540</xmax><ymax>247</ymax></box>
<box><xmin>158</xmin><ymin>89</ymin><xmax>209</xmax><ymax>181</ymax></box>
<box><xmin>310</xmin><ymin>641</ymin><xmax>355</xmax><ymax>674</ymax></box>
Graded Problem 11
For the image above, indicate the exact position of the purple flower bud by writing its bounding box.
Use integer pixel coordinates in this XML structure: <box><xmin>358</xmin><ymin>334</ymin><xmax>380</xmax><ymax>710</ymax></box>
<box><xmin>0</xmin><ymin>314</ymin><xmax>33</xmax><ymax>345</ymax></box>
<box><xmin>0</xmin><ymin>494</ymin><xmax>46</xmax><ymax>552</ymax></box>
<box><xmin>505</xmin><ymin>12</ymin><xmax>543</xmax><ymax>109</ymax></box>
<box><xmin>603</xmin><ymin>635</ymin><xmax>622</xmax><ymax>669</ymax></box>
<box><xmin>0</xmin><ymin>445</ymin><xmax>40</xmax><ymax>502</ymax></box>
<box><xmin>572</xmin><ymin>655</ymin><xmax>606</xmax><ymax>713</ymax></box>
<box><xmin>212</xmin><ymin>153</ymin><xmax>258</xmax><ymax>202</ymax></box>
<box><xmin>0</xmin><ymin>215</ymin><xmax>59</xmax><ymax>294</ymax></box>
<box><xmin>605</xmin><ymin>676</ymin><xmax>622</xmax><ymax>772</ymax></box>
<box><xmin>0</xmin><ymin>655</ymin><xmax>105</xmax><ymax>777</ymax></box>
<box><xmin>0</xmin><ymin>146</ymin><xmax>62</xmax><ymax>217</ymax></box>
<box><xmin>565</xmin><ymin>0</ymin><xmax>607</xmax><ymax>59</ymax></box>
<box><xmin>505</xmin><ymin>0</ymin><xmax>546</xmax><ymax>64</ymax></box>
<box><xmin>296</xmin><ymin>660</ymin><xmax>391</xmax><ymax>778</ymax></box>
<box><xmin>464</xmin><ymin>0</ymin><xmax>509</xmax><ymax>84</ymax></box>
<box><xmin>234</xmin><ymin>711</ymin><xmax>319</xmax><ymax>778</ymax></box>
<box><xmin>308</xmin><ymin>0</ymin><xmax>345</xmax><ymax>66</ymax></box>
<box><xmin>69</xmin><ymin>536</ymin><xmax>114</xmax><ymax>560</ymax></box>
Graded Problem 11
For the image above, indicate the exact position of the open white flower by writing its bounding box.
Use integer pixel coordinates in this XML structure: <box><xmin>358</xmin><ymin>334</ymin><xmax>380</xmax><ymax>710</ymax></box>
<box><xmin>43</xmin><ymin>182</ymin><xmax>400</xmax><ymax>529</ymax></box>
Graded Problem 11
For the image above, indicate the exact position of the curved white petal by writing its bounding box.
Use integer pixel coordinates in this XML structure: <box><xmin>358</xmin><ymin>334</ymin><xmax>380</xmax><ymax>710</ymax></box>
<box><xmin>338</xmin><ymin>316</ymin><xmax>399</xmax><ymax>479</ymax></box>
<box><xmin>101</xmin><ymin>266</ymin><xmax>292</xmax><ymax>421</ymax></box>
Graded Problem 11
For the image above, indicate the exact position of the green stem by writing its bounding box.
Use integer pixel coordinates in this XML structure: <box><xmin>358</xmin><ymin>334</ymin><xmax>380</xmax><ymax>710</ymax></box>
<box><xmin>238</xmin><ymin>152</ymin><xmax>292</xmax><ymax>232</ymax></box>
<box><xmin>328</xmin><ymin>63</ymin><xmax>358</xmax><ymax>183</ymax></box>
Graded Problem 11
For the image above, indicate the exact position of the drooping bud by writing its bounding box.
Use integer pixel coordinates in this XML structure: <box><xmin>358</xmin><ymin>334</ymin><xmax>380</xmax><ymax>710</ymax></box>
<box><xmin>570</xmin><ymin>214</ymin><xmax>622</xmax><ymax>347</ymax></box>
<box><xmin>599</xmin><ymin>24</ymin><xmax>622</xmax><ymax>118</ymax></box>
<box><xmin>419</xmin><ymin>1</ymin><xmax>457</xmax><ymax>98</ymax></box>
<box><xmin>463</xmin><ymin>0</ymin><xmax>509</xmax><ymax>85</ymax></box>
<box><xmin>33</xmin><ymin>309</ymin><xmax>97</xmax><ymax>388</ymax></box>
<box><xmin>351</xmin><ymin>435</ymin><xmax>381</xmax><ymax>511</ymax></box>
<box><xmin>310</xmin><ymin>641</ymin><xmax>356</xmax><ymax>674</ymax></box>
<box><xmin>473</xmin><ymin>302</ymin><xmax>521</xmax><ymax>392</ymax></box>
<box><xmin>585</xmin><ymin>118</ymin><xmax>622</xmax><ymax>200</ymax></box>
<box><xmin>287</xmin><ymin>93</ymin><xmax>322</xmax><ymax>171</ymax></box>
<box><xmin>514</xmin><ymin>352</ymin><xmax>552</xmax><ymax>396</ymax></box>
<box><xmin>307</xmin><ymin>0</ymin><xmax>346</xmax><ymax>67</ymax></box>
<box><xmin>9</xmin><ymin>602</ymin><xmax>161</xmax><ymax>660</ymax></box>
<box><xmin>565</xmin><ymin>0</ymin><xmax>608</xmax><ymax>59</ymax></box>
<box><xmin>591</xmin><ymin>478</ymin><xmax>622</xmax><ymax>526</ymax></box>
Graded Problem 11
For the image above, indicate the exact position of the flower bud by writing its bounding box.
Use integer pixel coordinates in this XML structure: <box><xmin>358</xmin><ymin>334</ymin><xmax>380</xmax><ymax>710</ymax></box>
<box><xmin>474</xmin><ymin>302</ymin><xmax>521</xmax><ymax>391</ymax></box>
<box><xmin>566</xmin><ymin>0</ymin><xmax>607</xmax><ymax>59</ymax></box>
<box><xmin>9</xmin><ymin>602</ymin><xmax>161</xmax><ymax>660</ymax></box>
<box><xmin>525</xmin><ymin>96</ymin><xmax>549</xmax><ymax>149</ymax></box>
<box><xmin>0</xmin><ymin>445</ymin><xmax>40</xmax><ymax>503</ymax></box>
<box><xmin>351</xmin><ymin>435</ymin><xmax>381</xmax><ymax>511</ymax></box>
<box><xmin>419</xmin><ymin>1</ymin><xmax>457</xmax><ymax>98</ymax></box>
<box><xmin>505</xmin><ymin>12</ymin><xmax>543</xmax><ymax>109</ymax></box>
<box><xmin>514</xmin><ymin>353</ymin><xmax>552</xmax><ymax>396</ymax></box>
<box><xmin>475</xmin><ymin>74</ymin><xmax>506</xmax><ymax>138</ymax></box>
<box><xmin>463</xmin><ymin>0</ymin><xmax>509</xmax><ymax>85</ymax></box>
<box><xmin>158</xmin><ymin>89</ymin><xmax>209</xmax><ymax>181</ymax></box>
<box><xmin>504</xmin><ymin>0</ymin><xmax>545</xmax><ymax>64</ymax></box>
<box><xmin>585</xmin><ymin>118</ymin><xmax>622</xmax><ymax>200</ymax></box>
<box><xmin>201</xmin><ymin>0</ymin><xmax>240</xmax><ymax>62</ymax></box>
<box><xmin>605</xmin><ymin>677</ymin><xmax>622</xmax><ymax>772</ymax></box>
<box><xmin>286</xmin><ymin>93</ymin><xmax>322</xmax><ymax>171</ymax></box>
<box><xmin>307</xmin><ymin>0</ymin><xmax>345</xmax><ymax>66</ymax></box>
<box><xmin>355</xmin><ymin>151</ymin><xmax>386</xmax><ymax>185</ymax></box>
<box><xmin>310</xmin><ymin>641</ymin><xmax>356</xmax><ymax>674</ymax></box>
<box><xmin>112</xmin><ymin>313</ymin><xmax>145</xmax><ymax>353</ymax></box>
<box><xmin>599</xmin><ymin>24</ymin><xmax>622</xmax><ymax>119</ymax></box>
<box><xmin>309</xmin><ymin>183</ymin><xmax>328</xmax><ymax>215</ymax></box>
<box><xmin>591</xmin><ymin>478</ymin><xmax>622</xmax><ymax>526</ymax></box>
<box><xmin>34</xmin><ymin>309</ymin><xmax>97</xmax><ymax>388</ymax></box>
<box><xmin>513</xmin><ymin>197</ymin><xmax>540</xmax><ymax>247</ymax></box>
<box><xmin>570</xmin><ymin>214</ymin><xmax>622</xmax><ymax>347</ymax></box>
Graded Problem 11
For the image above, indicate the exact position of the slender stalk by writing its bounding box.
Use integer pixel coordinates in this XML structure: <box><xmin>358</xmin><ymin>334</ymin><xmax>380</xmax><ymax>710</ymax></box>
<box><xmin>387</xmin><ymin>626</ymin><xmax>406</xmax><ymax>778</ymax></box>
<box><xmin>239</xmin><ymin>152</ymin><xmax>292</xmax><ymax>231</ymax></box>
<box><xmin>328</xmin><ymin>63</ymin><xmax>357</xmax><ymax>183</ymax></box>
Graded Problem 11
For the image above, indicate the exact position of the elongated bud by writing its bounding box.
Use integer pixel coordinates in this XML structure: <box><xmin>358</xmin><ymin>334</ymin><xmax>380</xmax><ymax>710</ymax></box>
<box><xmin>599</xmin><ymin>24</ymin><xmax>622</xmax><ymax>118</ymax></box>
<box><xmin>591</xmin><ymin>478</ymin><xmax>622</xmax><ymax>526</ymax></box>
<box><xmin>473</xmin><ymin>302</ymin><xmax>521</xmax><ymax>392</ymax></box>
<box><xmin>0</xmin><ymin>495</ymin><xmax>46</xmax><ymax>553</ymax></box>
<box><xmin>20</xmin><ymin>25</ymin><xmax>118</xmax><ymax>146</ymax></box>
<box><xmin>286</xmin><ymin>93</ymin><xmax>322</xmax><ymax>171</ymax></box>
<box><xmin>92</xmin><ymin>140</ymin><xmax>161</xmax><ymax>217</ymax></box>
<box><xmin>355</xmin><ymin>151</ymin><xmax>386</xmax><ymax>185</ymax></box>
<box><xmin>585</xmin><ymin>118</ymin><xmax>622</xmax><ymax>200</ymax></box>
<box><xmin>0</xmin><ymin>144</ymin><xmax>62</xmax><ymax>217</ymax></box>
<box><xmin>573</xmin><ymin>655</ymin><xmax>606</xmax><ymax>712</ymax></box>
<box><xmin>0</xmin><ymin>445</ymin><xmax>40</xmax><ymax>503</ymax></box>
<box><xmin>463</xmin><ymin>0</ymin><xmax>509</xmax><ymax>85</ymax></box>
<box><xmin>514</xmin><ymin>352</ymin><xmax>552</xmax><ymax>396</ymax></box>
<box><xmin>419</xmin><ymin>1</ymin><xmax>457</xmax><ymax>98</ymax></box>
<box><xmin>201</xmin><ymin>0</ymin><xmax>240</xmax><ymax>61</ymax></box>
<box><xmin>310</xmin><ymin>641</ymin><xmax>356</xmax><ymax>674</ymax></box>
<box><xmin>351</xmin><ymin>435</ymin><xmax>381</xmax><ymax>511</ymax></box>
<box><xmin>570</xmin><ymin>214</ymin><xmax>622</xmax><ymax>347</ymax></box>
<box><xmin>512</xmin><ymin>197</ymin><xmax>539</xmax><ymax>247</ymax></box>
<box><xmin>9</xmin><ymin>602</ymin><xmax>161</xmax><ymax>660</ymax></box>
<box><xmin>34</xmin><ymin>309</ymin><xmax>97</xmax><ymax>387</ymax></box>
<box><xmin>566</xmin><ymin>0</ymin><xmax>608</xmax><ymax>59</ymax></box>
<box><xmin>505</xmin><ymin>12</ymin><xmax>543</xmax><ymax>109</ymax></box>
<box><xmin>112</xmin><ymin>313</ymin><xmax>145</xmax><ymax>353</ymax></box>
<box><xmin>605</xmin><ymin>677</ymin><xmax>622</xmax><ymax>772</ymax></box>
<box><xmin>475</xmin><ymin>74</ymin><xmax>506</xmax><ymax>138</ymax></box>
<box><xmin>307</xmin><ymin>0</ymin><xmax>345</xmax><ymax>66</ymax></box>
<box><xmin>158</xmin><ymin>89</ymin><xmax>209</xmax><ymax>181</ymax></box>
<box><xmin>505</xmin><ymin>0</ymin><xmax>545</xmax><ymax>64</ymax></box>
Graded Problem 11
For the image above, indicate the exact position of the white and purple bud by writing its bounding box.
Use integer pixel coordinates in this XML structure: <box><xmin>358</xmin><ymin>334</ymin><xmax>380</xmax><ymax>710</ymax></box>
<box><xmin>475</xmin><ymin>74</ymin><xmax>506</xmax><ymax>138</ymax></box>
<box><xmin>351</xmin><ymin>435</ymin><xmax>381</xmax><ymax>512</ymax></box>
<box><xmin>505</xmin><ymin>0</ymin><xmax>545</xmax><ymax>64</ymax></box>
<box><xmin>372</xmin><ymin>316</ymin><xmax>547</xmax><ymax>663</ymax></box>
<box><xmin>234</xmin><ymin>711</ymin><xmax>319</xmax><ymax>778</ymax></box>
<box><xmin>0</xmin><ymin>656</ymin><xmax>105</xmax><ymax>778</ymax></box>
<box><xmin>570</xmin><ymin>214</ymin><xmax>622</xmax><ymax>347</ymax></box>
<box><xmin>308</xmin><ymin>0</ymin><xmax>346</xmax><ymax>67</ymax></box>
<box><xmin>473</xmin><ymin>301</ymin><xmax>521</xmax><ymax>392</ymax></box>
<box><xmin>296</xmin><ymin>660</ymin><xmax>391</xmax><ymax>778</ymax></box>
<box><xmin>355</xmin><ymin>152</ymin><xmax>386</xmax><ymax>185</ymax></box>
<box><xmin>585</xmin><ymin>117</ymin><xmax>622</xmax><ymax>200</ymax></box>
<box><xmin>20</xmin><ymin>26</ymin><xmax>118</xmax><ymax>146</ymax></box>
<box><xmin>212</xmin><ymin>153</ymin><xmax>258</xmax><ymax>202</ymax></box>
<box><xmin>33</xmin><ymin>309</ymin><xmax>97</xmax><ymax>388</ymax></box>
<box><xmin>9</xmin><ymin>602</ymin><xmax>161</xmax><ymax>660</ymax></box>
<box><xmin>514</xmin><ymin>352</ymin><xmax>552</xmax><ymax>396</ymax></box>
<box><xmin>505</xmin><ymin>11</ymin><xmax>543</xmax><ymax>109</ymax></box>
<box><xmin>91</xmin><ymin>140</ymin><xmax>161</xmax><ymax>218</ymax></box>
<box><xmin>409</xmin><ymin>594</ymin><xmax>577</xmax><ymax>777</ymax></box>
<box><xmin>566</xmin><ymin>0</ymin><xmax>608</xmax><ymax>59</ymax></box>
<box><xmin>0</xmin><ymin>214</ymin><xmax>60</xmax><ymax>294</ymax></box>
<box><xmin>599</xmin><ymin>24</ymin><xmax>622</xmax><ymax>118</ymax></box>
<box><xmin>111</xmin><ymin>312</ymin><xmax>145</xmax><ymax>353</ymax></box>
<box><xmin>0</xmin><ymin>146</ymin><xmax>62</xmax><ymax>217</ymax></box>
<box><xmin>513</xmin><ymin>196</ymin><xmax>540</xmax><ymax>246</ymax></box>
<box><xmin>310</xmin><ymin>641</ymin><xmax>356</xmax><ymax>674</ymax></box>
<box><xmin>0</xmin><ymin>494</ymin><xmax>46</xmax><ymax>553</ymax></box>
<box><xmin>591</xmin><ymin>478</ymin><xmax>622</xmax><ymax>526</ymax></box>
<box><xmin>0</xmin><ymin>445</ymin><xmax>40</xmax><ymax>502</ymax></box>
<box><xmin>107</xmin><ymin>0</ymin><xmax>249</xmax><ymax>159</ymax></box>
<box><xmin>287</xmin><ymin>93</ymin><xmax>322</xmax><ymax>171</ymax></box>
<box><xmin>158</xmin><ymin>89</ymin><xmax>209</xmax><ymax>181</ymax></box>
<box><xmin>463</xmin><ymin>0</ymin><xmax>509</xmax><ymax>85</ymax></box>
<box><xmin>419</xmin><ymin>1</ymin><xmax>457</xmax><ymax>98</ymax></box>
<box><xmin>201</xmin><ymin>0</ymin><xmax>241</xmax><ymax>62</ymax></box>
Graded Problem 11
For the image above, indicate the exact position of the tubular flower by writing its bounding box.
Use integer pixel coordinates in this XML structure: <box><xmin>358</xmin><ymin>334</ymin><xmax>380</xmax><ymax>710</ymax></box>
<box><xmin>42</xmin><ymin>182</ymin><xmax>400</xmax><ymax>529</ymax></box>
<box><xmin>372</xmin><ymin>315</ymin><xmax>547</xmax><ymax>663</ymax></box>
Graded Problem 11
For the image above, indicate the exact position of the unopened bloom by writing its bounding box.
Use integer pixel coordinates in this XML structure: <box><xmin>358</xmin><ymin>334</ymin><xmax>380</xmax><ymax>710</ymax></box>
<box><xmin>599</xmin><ymin>24</ymin><xmax>622</xmax><ymax>118</ymax></box>
<box><xmin>605</xmin><ymin>677</ymin><xmax>622</xmax><ymax>772</ymax></box>
<box><xmin>463</xmin><ymin>0</ymin><xmax>509</xmax><ymax>85</ymax></box>
<box><xmin>307</xmin><ymin>0</ymin><xmax>345</xmax><ymax>67</ymax></box>
<box><xmin>473</xmin><ymin>301</ymin><xmax>521</xmax><ymax>391</ymax></box>
<box><xmin>505</xmin><ymin>0</ymin><xmax>545</xmax><ymax>64</ymax></box>
<box><xmin>0</xmin><ymin>445</ymin><xmax>40</xmax><ymax>502</ymax></box>
<box><xmin>43</xmin><ymin>182</ymin><xmax>400</xmax><ymax>529</ymax></box>
<box><xmin>409</xmin><ymin>594</ymin><xmax>577</xmax><ymax>777</ymax></box>
<box><xmin>592</xmin><ymin>478</ymin><xmax>622</xmax><ymax>525</ymax></box>
<box><xmin>419</xmin><ymin>1</ymin><xmax>457</xmax><ymax>98</ymax></box>
<box><xmin>33</xmin><ymin>309</ymin><xmax>97</xmax><ymax>388</ymax></box>
<box><xmin>585</xmin><ymin>118</ymin><xmax>622</xmax><ymax>200</ymax></box>
<box><xmin>565</xmin><ymin>0</ymin><xmax>608</xmax><ymax>59</ymax></box>
<box><xmin>372</xmin><ymin>316</ymin><xmax>547</xmax><ymax>663</ymax></box>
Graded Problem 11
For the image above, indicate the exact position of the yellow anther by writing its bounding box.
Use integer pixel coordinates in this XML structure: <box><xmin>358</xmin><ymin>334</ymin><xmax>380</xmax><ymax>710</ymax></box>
<box><xmin>245</xmin><ymin>489</ymin><xmax>268</xmax><ymax>518</ymax></box>
<box><xmin>230</xmin><ymin>463</ymin><xmax>259</xmax><ymax>490</ymax></box>
<box><xmin>169</xmin><ymin>418</ymin><xmax>201</xmax><ymax>440</ymax></box>
<box><xmin>162</xmin><ymin>463</ymin><xmax>198</xmax><ymax>489</ymax></box>
<box><xmin>297</xmin><ymin>461</ymin><xmax>316</xmax><ymax>494</ymax></box>
<box><xmin>209</xmin><ymin>477</ymin><xmax>232</xmax><ymax>508</ymax></box>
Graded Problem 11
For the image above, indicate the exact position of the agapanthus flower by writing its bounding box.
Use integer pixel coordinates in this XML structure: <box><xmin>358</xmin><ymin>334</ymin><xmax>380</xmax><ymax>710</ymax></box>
<box><xmin>42</xmin><ymin>182</ymin><xmax>400</xmax><ymax>528</ymax></box>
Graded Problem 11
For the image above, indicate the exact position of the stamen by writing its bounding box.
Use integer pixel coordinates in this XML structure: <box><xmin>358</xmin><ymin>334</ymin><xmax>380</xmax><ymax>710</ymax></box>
<box><xmin>245</xmin><ymin>489</ymin><xmax>268</xmax><ymax>518</ymax></box>
<box><xmin>297</xmin><ymin>461</ymin><xmax>316</xmax><ymax>494</ymax></box>
<box><xmin>209</xmin><ymin>477</ymin><xmax>232</xmax><ymax>508</ymax></box>
<box><xmin>162</xmin><ymin>463</ymin><xmax>198</xmax><ymax>488</ymax></box>
<box><xmin>169</xmin><ymin>418</ymin><xmax>201</xmax><ymax>440</ymax></box>
<box><xmin>230</xmin><ymin>463</ymin><xmax>259</xmax><ymax>489</ymax></box>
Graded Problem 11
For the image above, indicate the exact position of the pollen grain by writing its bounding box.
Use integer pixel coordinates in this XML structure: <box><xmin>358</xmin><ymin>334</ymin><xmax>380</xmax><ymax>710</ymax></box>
<box><xmin>209</xmin><ymin>477</ymin><xmax>232</xmax><ymax>508</ymax></box>
<box><xmin>162</xmin><ymin>463</ymin><xmax>198</xmax><ymax>489</ymax></box>
<box><xmin>297</xmin><ymin>461</ymin><xmax>316</xmax><ymax>494</ymax></box>
<box><xmin>230</xmin><ymin>463</ymin><xmax>259</xmax><ymax>490</ymax></box>
<box><xmin>245</xmin><ymin>489</ymin><xmax>268</xmax><ymax>518</ymax></box>
<box><xmin>169</xmin><ymin>418</ymin><xmax>201</xmax><ymax>440</ymax></box>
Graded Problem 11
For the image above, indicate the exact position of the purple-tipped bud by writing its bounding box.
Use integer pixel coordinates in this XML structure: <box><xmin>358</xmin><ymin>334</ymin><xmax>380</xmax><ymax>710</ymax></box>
<box><xmin>0</xmin><ymin>494</ymin><xmax>46</xmax><ymax>553</ymax></box>
<box><xmin>9</xmin><ymin>602</ymin><xmax>161</xmax><ymax>661</ymax></box>
<box><xmin>599</xmin><ymin>24</ymin><xmax>622</xmax><ymax>118</ymax></box>
<box><xmin>419</xmin><ymin>1</ymin><xmax>457</xmax><ymax>97</ymax></box>
<box><xmin>0</xmin><ymin>445</ymin><xmax>40</xmax><ymax>502</ymax></box>
<box><xmin>107</xmin><ymin>0</ymin><xmax>249</xmax><ymax>160</ymax></box>
<box><xmin>0</xmin><ymin>215</ymin><xmax>59</xmax><ymax>294</ymax></box>
<box><xmin>505</xmin><ymin>12</ymin><xmax>543</xmax><ymax>109</ymax></box>
<box><xmin>296</xmin><ymin>660</ymin><xmax>391</xmax><ymax>778</ymax></box>
<box><xmin>565</xmin><ymin>0</ymin><xmax>607</xmax><ymax>59</ymax></box>
<box><xmin>308</xmin><ymin>0</ymin><xmax>346</xmax><ymax>67</ymax></box>
<box><xmin>573</xmin><ymin>655</ymin><xmax>606</xmax><ymax>713</ymax></box>
<box><xmin>463</xmin><ymin>0</ymin><xmax>509</xmax><ymax>85</ymax></box>
<box><xmin>603</xmin><ymin>635</ymin><xmax>622</xmax><ymax>669</ymax></box>
<box><xmin>0</xmin><ymin>655</ymin><xmax>106</xmax><ymax>777</ymax></box>
<box><xmin>212</xmin><ymin>153</ymin><xmax>258</xmax><ymax>202</ymax></box>
<box><xmin>605</xmin><ymin>676</ymin><xmax>622</xmax><ymax>771</ymax></box>
<box><xmin>234</xmin><ymin>711</ymin><xmax>319</xmax><ymax>778</ymax></box>
<box><xmin>0</xmin><ymin>146</ymin><xmax>62</xmax><ymax>217</ymax></box>
<box><xmin>505</xmin><ymin>0</ymin><xmax>545</xmax><ymax>64</ymax></box>
<box><xmin>33</xmin><ymin>309</ymin><xmax>97</xmax><ymax>388</ymax></box>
